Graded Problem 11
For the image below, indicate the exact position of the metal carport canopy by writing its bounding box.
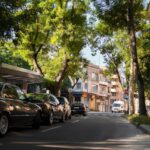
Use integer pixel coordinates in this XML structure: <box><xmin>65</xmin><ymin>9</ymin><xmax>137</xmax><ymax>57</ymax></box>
<box><xmin>0</xmin><ymin>63</ymin><xmax>43</xmax><ymax>84</ymax></box>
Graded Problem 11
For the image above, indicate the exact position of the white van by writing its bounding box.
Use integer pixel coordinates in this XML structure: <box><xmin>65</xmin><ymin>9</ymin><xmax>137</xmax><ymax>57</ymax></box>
<box><xmin>111</xmin><ymin>101</ymin><xmax>124</xmax><ymax>113</ymax></box>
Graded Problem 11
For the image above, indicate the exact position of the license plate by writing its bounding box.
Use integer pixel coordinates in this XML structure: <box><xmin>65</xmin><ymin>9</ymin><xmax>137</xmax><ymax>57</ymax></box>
<box><xmin>74</xmin><ymin>107</ymin><xmax>79</xmax><ymax>109</ymax></box>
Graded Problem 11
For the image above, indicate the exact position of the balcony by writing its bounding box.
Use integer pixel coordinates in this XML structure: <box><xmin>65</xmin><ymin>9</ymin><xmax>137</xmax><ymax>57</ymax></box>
<box><xmin>111</xmin><ymin>81</ymin><xmax>117</xmax><ymax>85</ymax></box>
<box><xmin>99</xmin><ymin>80</ymin><xmax>109</xmax><ymax>86</ymax></box>
<box><xmin>99</xmin><ymin>91</ymin><xmax>108</xmax><ymax>97</ymax></box>
<box><xmin>111</xmin><ymin>88</ymin><xmax>117</xmax><ymax>92</ymax></box>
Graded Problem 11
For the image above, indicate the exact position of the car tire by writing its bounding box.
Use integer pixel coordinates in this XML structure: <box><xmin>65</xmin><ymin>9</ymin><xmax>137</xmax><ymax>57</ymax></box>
<box><xmin>32</xmin><ymin>112</ymin><xmax>40</xmax><ymax>129</ymax></box>
<box><xmin>83</xmin><ymin>113</ymin><xmax>87</xmax><ymax>116</ymax></box>
<box><xmin>0</xmin><ymin>114</ymin><xmax>9</xmax><ymax>137</ymax></box>
<box><xmin>68</xmin><ymin>114</ymin><xmax>72</xmax><ymax>120</ymax></box>
<box><xmin>48</xmin><ymin>111</ymin><xmax>53</xmax><ymax>125</ymax></box>
<box><xmin>59</xmin><ymin>114</ymin><xmax>65</xmax><ymax>123</ymax></box>
<box><xmin>65</xmin><ymin>113</ymin><xmax>68</xmax><ymax>120</ymax></box>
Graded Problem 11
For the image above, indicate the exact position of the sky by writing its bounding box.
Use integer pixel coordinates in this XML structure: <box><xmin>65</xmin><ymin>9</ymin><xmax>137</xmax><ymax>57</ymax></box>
<box><xmin>81</xmin><ymin>46</ymin><xmax>105</xmax><ymax>67</ymax></box>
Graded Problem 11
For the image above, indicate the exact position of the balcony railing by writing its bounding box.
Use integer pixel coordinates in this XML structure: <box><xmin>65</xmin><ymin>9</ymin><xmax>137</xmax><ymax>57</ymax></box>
<box><xmin>99</xmin><ymin>80</ymin><xmax>109</xmax><ymax>85</ymax></box>
<box><xmin>111</xmin><ymin>81</ymin><xmax>117</xmax><ymax>85</ymax></box>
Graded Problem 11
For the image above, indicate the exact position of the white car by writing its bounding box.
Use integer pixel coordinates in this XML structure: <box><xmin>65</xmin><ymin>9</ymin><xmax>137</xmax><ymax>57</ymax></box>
<box><xmin>111</xmin><ymin>101</ymin><xmax>124</xmax><ymax>113</ymax></box>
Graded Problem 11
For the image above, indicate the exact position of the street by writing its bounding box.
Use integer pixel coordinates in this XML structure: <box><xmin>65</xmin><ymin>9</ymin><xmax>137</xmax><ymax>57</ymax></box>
<box><xmin>0</xmin><ymin>112</ymin><xmax>150</xmax><ymax>150</ymax></box>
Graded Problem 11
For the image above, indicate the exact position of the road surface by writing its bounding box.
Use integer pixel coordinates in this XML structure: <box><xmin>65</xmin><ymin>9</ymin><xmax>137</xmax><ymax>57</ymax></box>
<box><xmin>0</xmin><ymin>112</ymin><xmax>150</xmax><ymax>150</ymax></box>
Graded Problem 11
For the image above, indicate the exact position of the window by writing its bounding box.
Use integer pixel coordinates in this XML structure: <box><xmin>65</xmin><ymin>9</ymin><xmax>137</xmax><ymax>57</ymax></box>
<box><xmin>92</xmin><ymin>85</ymin><xmax>98</xmax><ymax>93</ymax></box>
<box><xmin>76</xmin><ymin>83</ymin><xmax>81</xmax><ymax>89</ymax></box>
<box><xmin>112</xmin><ymin>92</ymin><xmax>116</xmax><ymax>96</ymax></box>
<box><xmin>84</xmin><ymin>83</ymin><xmax>88</xmax><ymax>90</ymax></box>
<box><xmin>91</xmin><ymin>73</ymin><xmax>99</xmax><ymax>81</ymax></box>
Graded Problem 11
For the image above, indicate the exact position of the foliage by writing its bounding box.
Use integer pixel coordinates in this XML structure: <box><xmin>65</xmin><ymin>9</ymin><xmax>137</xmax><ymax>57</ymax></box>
<box><xmin>128</xmin><ymin>114</ymin><xmax>150</xmax><ymax>126</ymax></box>
<box><xmin>61</xmin><ymin>77</ymin><xmax>72</xmax><ymax>91</ymax></box>
<box><xmin>93</xmin><ymin>0</ymin><xmax>148</xmax><ymax>115</ymax></box>
<box><xmin>0</xmin><ymin>0</ymin><xmax>26</xmax><ymax>38</ymax></box>
<box><xmin>0</xmin><ymin>41</ymin><xmax>30</xmax><ymax>69</ymax></box>
<box><xmin>93</xmin><ymin>0</ymin><xmax>144</xmax><ymax>31</ymax></box>
<box><xmin>138</xmin><ymin>23</ymin><xmax>150</xmax><ymax>98</ymax></box>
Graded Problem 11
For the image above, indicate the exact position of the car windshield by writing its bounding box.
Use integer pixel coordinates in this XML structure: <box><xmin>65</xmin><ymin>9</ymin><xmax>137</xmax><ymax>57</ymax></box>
<box><xmin>28</xmin><ymin>93</ymin><xmax>48</xmax><ymax>101</ymax></box>
<box><xmin>57</xmin><ymin>97</ymin><xmax>65</xmax><ymax>104</ymax></box>
<box><xmin>113</xmin><ymin>103</ymin><xmax>121</xmax><ymax>107</ymax></box>
<box><xmin>72</xmin><ymin>103</ymin><xmax>84</xmax><ymax>107</ymax></box>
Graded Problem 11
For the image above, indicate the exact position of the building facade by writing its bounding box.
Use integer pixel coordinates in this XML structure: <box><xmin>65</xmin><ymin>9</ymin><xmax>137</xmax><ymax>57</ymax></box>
<box><xmin>110</xmin><ymin>74</ymin><xmax>124</xmax><ymax>104</ymax></box>
<box><xmin>72</xmin><ymin>64</ymin><xmax>112</xmax><ymax>112</ymax></box>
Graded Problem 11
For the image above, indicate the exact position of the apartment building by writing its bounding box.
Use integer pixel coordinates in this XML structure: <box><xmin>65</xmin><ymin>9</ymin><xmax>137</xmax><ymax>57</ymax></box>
<box><xmin>72</xmin><ymin>64</ymin><xmax>111</xmax><ymax>112</ymax></box>
<box><xmin>110</xmin><ymin>74</ymin><xmax>124</xmax><ymax>105</ymax></box>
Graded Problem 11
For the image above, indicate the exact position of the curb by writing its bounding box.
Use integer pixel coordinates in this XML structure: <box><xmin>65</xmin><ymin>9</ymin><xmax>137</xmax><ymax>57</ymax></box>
<box><xmin>138</xmin><ymin>125</ymin><xmax>150</xmax><ymax>134</ymax></box>
<box><xmin>121</xmin><ymin>115</ymin><xmax>150</xmax><ymax>134</ymax></box>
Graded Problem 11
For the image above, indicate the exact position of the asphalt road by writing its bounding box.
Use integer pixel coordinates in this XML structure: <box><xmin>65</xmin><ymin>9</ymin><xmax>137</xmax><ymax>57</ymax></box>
<box><xmin>0</xmin><ymin>112</ymin><xmax>150</xmax><ymax>150</ymax></box>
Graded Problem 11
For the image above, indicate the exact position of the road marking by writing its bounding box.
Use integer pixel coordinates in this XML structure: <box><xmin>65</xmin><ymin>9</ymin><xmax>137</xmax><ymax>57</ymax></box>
<box><xmin>41</xmin><ymin>125</ymin><xmax>61</xmax><ymax>133</ymax></box>
<box><xmin>72</xmin><ymin>120</ymin><xmax>80</xmax><ymax>123</ymax></box>
<box><xmin>38</xmin><ymin>144</ymin><xmax>110</xmax><ymax>149</ymax></box>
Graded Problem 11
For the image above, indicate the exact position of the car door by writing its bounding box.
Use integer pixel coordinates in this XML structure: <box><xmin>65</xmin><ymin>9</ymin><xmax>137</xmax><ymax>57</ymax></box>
<box><xmin>2</xmin><ymin>84</ymin><xmax>28</xmax><ymax>125</ymax></box>
<box><xmin>49</xmin><ymin>94</ymin><xmax>62</xmax><ymax>119</ymax></box>
<box><xmin>15</xmin><ymin>86</ymin><xmax>36</xmax><ymax>123</ymax></box>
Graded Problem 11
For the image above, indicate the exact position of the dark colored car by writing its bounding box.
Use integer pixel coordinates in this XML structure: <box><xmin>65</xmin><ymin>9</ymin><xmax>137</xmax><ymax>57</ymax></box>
<box><xmin>27</xmin><ymin>93</ymin><xmax>65</xmax><ymax>125</ymax></box>
<box><xmin>71</xmin><ymin>102</ymin><xmax>87</xmax><ymax>116</ymax></box>
<box><xmin>57</xmin><ymin>97</ymin><xmax>72</xmax><ymax>120</ymax></box>
<box><xmin>0</xmin><ymin>82</ymin><xmax>41</xmax><ymax>137</ymax></box>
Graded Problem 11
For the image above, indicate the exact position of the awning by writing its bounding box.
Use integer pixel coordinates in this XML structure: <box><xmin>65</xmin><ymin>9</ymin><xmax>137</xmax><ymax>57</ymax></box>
<box><xmin>0</xmin><ymin>63</ymin><xmax>43</xmax><ymax>84</ymax></box>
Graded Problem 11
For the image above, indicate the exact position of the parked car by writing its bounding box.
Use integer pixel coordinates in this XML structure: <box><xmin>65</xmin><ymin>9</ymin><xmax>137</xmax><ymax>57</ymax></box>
<box><xmin>27</xmin><ymin>93</ymin><xmax>65</xmax><ymax>125</ymax></box>
<box><xmin>57</xmin><ymin>96</ymin><xmax>72</xmax><ymax>120</ymax></box>
<box><xmin>71</xmin><ymin>102</ymin><xmax>87</xmax><ymax>116</ymax></box>
<box><xmin>0</xmin><ymin>82</ymin><xmax>41</xmax><ymax>137</ymax></box>
<box><xmin>111</xmin><ymin>101</ymin><xmax>125</xmax><ymax>113</ymax></box>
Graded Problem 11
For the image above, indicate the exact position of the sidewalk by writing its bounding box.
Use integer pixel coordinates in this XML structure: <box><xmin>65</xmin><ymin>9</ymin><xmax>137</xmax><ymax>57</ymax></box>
<box><xmin>122</xmin><ymin>114</ymin><xmax>150</xmax><ymax>134</ymax></box>
<box><xmin>139</xmin><ymin>124</ymin><xmax>150</xmax><ymax>134</ymax></box>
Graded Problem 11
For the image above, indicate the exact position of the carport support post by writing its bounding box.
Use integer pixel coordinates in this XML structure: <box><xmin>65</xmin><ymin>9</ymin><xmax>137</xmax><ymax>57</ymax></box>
<box><xmin>22</xmin><ymin>83</ymin><xmax>28</xmax><ymax>93</ymax></box>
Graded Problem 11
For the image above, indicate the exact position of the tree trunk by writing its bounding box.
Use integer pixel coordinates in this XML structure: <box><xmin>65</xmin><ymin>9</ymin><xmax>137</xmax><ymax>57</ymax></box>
<box><xmin>128</xmin><ymin>0</ymin><xmax>147</xmax><ymax>115</ymax></box>
<box><xmin>115</xmin><ymin>67</ymin><xmax>122</xmax><ymax>88</ymax></box>
<box><xmin>32</xmin><ymin>53</ymin><xmax>43</xmax><ymax>76</ymax></box>
<box><xmin>54</xmin><ymin>52</ymin><xmax>69</xmax><ymax>96</ymax></box>
<box><xmin>128</xmin><ymin>60</ymin><xmax>135</xmax><ymax>114</ymax></box>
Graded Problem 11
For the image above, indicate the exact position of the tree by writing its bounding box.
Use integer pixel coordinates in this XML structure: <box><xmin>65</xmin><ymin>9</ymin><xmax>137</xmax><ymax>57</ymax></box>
<box><xmin>9</xmin><ymin>0</ymin><xmax>89</xmax><ymax>96</ymax></box>
<box><xmin>13</xmin><ymin>0</ymin><xmax>57</xmax><ymax>75</ymax></box>
<box><xmin>93</xmin><ymin>0</ymin><xmax>147</xmax><ymax>115</ymax></box>
<box><xmin>0</xmin><ymin>46</ymin><xmax>30</xmax><ymax>69</ymax></box>
<box><xmin>0</xmin><ymin>0</ymin><xmax>26</xmax><ymax>38</ymax></box>
<box><xmin>50</xmin><ymin>0</ymin><xmax>89</xmax><ymax>95</ymax></box>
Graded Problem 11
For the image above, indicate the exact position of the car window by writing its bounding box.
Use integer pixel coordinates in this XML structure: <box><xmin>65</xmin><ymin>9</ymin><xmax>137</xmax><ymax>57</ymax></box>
<box><xmin>57</xmin><ymin>97</ymin><xmax>65</xmax><ymax>104</ymax></box>
<box><xmin>28</xmin><ymin>94</ymin><xmax>48</xmax><ymax>102</ymax></box>
<box><xmin>3</xmin><ymin>85</ymin><xmax>19</xmax><ymax>99</ymax></box>
<box><xmin>49</xmin><ymin>94</ymin><xmax>59</xmax><ymax>105</ymax></box>
<box><xmin>113</xmin><ymin>103</ymin><xmax>121</xmax><ymax>107</ymax></box>
<box><xmin>15</xmin><ymin>86</ymin><xmax>26</xmax><ymax>100</ymax></box>
<box><xmin>72</xmin><ymin>103</ymin><xmax>83</xmax><ymax>107</ymax></box>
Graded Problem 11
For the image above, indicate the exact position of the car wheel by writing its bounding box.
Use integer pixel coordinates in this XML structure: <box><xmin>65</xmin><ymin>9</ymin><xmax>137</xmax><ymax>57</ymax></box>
<box><xmin>48</xmin><ymin>111</ymin><xmax>53</xmax><ymax>125</ymax></box>
<box><xmin>68</xmin><ymin>114</ymin><xmax>72</xmax><ymax>120</ymax></box>
<box><xmin>65</xmin><ymin>113</ymin><xmax>68</xmax><ymax>120</ymax></box>
<box><xmin>83</xmin><ymin>113</ymin><xmax>87</xmax><ymax>116</ymax></box>
<box><xmin>59</xmin><ymin>114</ymin><xmax>65</xmax><ymax>123</ymax></box>
<box><xmin>0</xmin><ymin>114</ymin><xmax>9</xmax><ymax>137</ymax></box>
<box><xmin>32</xmin><ymin>112</ymin><xmax>40</xmax><ymax>129</ymax></box>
